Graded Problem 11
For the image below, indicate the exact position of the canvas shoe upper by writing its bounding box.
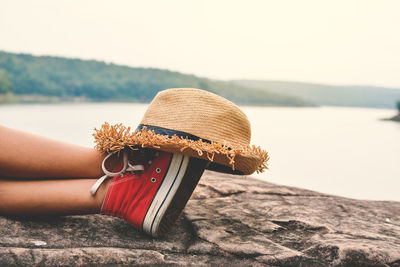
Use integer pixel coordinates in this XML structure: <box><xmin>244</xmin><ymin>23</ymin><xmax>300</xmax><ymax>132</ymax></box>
<box><xmin>96</xmin><ymin>149</ymin><xmax>207</xmax><ymax>237</ymax></box>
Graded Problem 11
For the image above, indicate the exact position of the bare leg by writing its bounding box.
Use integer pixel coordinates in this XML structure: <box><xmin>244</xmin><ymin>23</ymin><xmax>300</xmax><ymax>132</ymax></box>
<box><xmin>0</xmin><ymin>125</ymin><xmax>105</xmax><ymax>179</ymax></box>
<box><xmin>0</xmin><ymin>178</ymin><xmax>111</xmax><ymax>216</ymax></box>
<box><xmin>0</xmin><ymin>125</ymin><xmax>127</xmax><ymax>216</ymax></box>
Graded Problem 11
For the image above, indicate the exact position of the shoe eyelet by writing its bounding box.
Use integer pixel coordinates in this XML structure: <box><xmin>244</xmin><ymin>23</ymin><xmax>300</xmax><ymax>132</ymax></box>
<box><xmin>156</xmin><ymin>168</ymin><xmax>161</xmax><ymax>173</ymax></box>
<box><xmin>151</xmin><ymin>177</ymin><xmax>157</xmax><ymax>183</ymax></box>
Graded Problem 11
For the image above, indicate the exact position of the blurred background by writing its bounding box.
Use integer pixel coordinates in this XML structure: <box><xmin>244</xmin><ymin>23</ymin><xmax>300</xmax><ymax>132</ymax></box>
<box><xmin>0</xmin><ymin>0</ymin><xmax>399</xmax><ymax>201</ymax></box>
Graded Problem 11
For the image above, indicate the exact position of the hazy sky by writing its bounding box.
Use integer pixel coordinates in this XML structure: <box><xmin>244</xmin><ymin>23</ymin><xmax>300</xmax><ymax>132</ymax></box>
<box><xmin>1</xmin><ymin>0</ymin><xmax>400</xmax><ymax>87</ymax></box>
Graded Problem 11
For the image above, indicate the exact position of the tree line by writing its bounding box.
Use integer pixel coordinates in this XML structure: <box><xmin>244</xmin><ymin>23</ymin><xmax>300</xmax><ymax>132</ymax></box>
<box><xmin>0</xmin><ymin>51</ymin><xmax>311</xmax><ymax>106</ymax></box>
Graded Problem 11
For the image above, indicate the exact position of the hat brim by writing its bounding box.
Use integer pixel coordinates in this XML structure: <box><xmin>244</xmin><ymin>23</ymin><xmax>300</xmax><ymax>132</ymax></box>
<box><xmin>93</xmin><ymin>123</ymin><xmax>268</xmax><ymax>175</ymax></box>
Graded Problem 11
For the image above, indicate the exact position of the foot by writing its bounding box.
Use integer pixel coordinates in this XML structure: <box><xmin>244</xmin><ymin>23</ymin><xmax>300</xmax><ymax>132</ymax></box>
<box><xmin>100</xmin><ymin>150</ymin><xmax>207</xmax><ymax>237</ymax></box>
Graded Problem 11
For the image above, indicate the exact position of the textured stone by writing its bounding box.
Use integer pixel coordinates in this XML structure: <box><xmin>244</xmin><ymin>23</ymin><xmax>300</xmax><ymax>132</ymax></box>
<box><xmin>1</xmin><ymin>171</ymin><xmax>399</xmax><ymax>266</ymax></box>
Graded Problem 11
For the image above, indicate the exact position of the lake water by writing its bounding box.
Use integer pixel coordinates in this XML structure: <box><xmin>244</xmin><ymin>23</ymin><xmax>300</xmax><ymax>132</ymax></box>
<box><xmin>0</xmin><ymin>103</ymin><xmax>399</xmax><ymax>201</ymax></box>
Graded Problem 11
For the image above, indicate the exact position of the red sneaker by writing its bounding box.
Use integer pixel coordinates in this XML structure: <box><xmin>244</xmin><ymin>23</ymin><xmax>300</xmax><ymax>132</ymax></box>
<box><xmin>97</xmin><ymin>150</ymin><xmax>207</xmax><ymax>237</ymax></box>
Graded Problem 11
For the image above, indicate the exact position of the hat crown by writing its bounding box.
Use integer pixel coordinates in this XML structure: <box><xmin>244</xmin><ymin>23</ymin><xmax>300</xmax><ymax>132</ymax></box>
<box><xmin>140</xmin><ymin>88</ymin><xmax>251</xmax><ymax>147</ymax></box>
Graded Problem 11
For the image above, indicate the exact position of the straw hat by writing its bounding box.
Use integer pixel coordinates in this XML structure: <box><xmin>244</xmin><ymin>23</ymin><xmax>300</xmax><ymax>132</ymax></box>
<box><xmin>93</xmin><ymin>88</ymin><xmax>269</xmax><ymax>175</ymax></box>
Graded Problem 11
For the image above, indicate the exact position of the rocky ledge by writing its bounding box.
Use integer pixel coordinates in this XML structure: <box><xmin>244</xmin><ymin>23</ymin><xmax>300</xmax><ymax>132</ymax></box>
<box><xmin>1</xmin><ymin>171</ymin><xmax>399</xmax><ymax>266</ymax></box>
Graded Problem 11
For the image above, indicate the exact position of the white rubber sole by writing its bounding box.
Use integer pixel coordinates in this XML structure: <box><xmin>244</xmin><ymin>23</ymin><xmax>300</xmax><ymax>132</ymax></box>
<box><xmin>142</xmin><ymin>153</ymin><xmax>189</xmax><ymax>236</ymax></box>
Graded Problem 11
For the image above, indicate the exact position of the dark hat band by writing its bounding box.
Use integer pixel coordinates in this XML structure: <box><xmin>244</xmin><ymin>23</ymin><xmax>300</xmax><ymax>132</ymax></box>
<box><xmin>135</xmin><ymin>124</ymin><xmax>242</xmax><ymax>175</ymax></box>
<box><xmin>136</xmin><ymin>124</ymin><xmax>212</xmax><ymax>144</ymax></box>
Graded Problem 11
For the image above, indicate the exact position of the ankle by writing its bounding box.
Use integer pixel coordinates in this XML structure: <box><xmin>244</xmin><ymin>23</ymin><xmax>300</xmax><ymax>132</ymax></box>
<box><xmin>94</xmin><ymin>178</ymin><xmax>112</xmax><ymax>212</ymax></box>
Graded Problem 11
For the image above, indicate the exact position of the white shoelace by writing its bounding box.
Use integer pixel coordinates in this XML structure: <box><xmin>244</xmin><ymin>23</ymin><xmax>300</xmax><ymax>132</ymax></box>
<box><xmin>90</xmin><ymin>150</ymin><xmax>145</xmax><ymax>195</ymax></box>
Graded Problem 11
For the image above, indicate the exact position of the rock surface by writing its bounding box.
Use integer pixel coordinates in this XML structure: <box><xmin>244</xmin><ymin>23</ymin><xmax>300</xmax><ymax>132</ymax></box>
<box><xmin>1</xmin><ymin>171</ymin><xmax>399</xmax><ymax>266</ymax></box>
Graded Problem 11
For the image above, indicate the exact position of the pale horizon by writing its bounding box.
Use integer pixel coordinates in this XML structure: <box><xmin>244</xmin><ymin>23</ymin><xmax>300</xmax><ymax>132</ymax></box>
<box><xmin>1</xmin><ymin>0</ymin><xmax>400</xmax><ymax>88</ymax></box>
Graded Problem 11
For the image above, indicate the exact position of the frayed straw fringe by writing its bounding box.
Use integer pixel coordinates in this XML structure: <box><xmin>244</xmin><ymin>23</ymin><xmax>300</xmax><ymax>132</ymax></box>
<box><xmin>93</xmin><ymin>123</ymin><xmax>269</xmax><ymax>173</ymax></box>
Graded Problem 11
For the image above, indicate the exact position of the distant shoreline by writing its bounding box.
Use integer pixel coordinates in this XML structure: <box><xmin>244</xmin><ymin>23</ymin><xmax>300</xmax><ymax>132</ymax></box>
<box><xmin>3</xmin><ymin>94</ymin><xmax>400</xmax><ymax>110</ymax></box>
<box><xmin>383</xmin><ymin>114</ymin><xmax>400</xmax><ymax>122</ymax></box>
<box><xmin>0</xmin><ymin>93</ymin><xmax>314</xmax><ymax>107</ymax></box>
<box><xmin>0</xmin><ymin>93</ymin><xmax>145</xmax><ymax>105</ymax></box>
